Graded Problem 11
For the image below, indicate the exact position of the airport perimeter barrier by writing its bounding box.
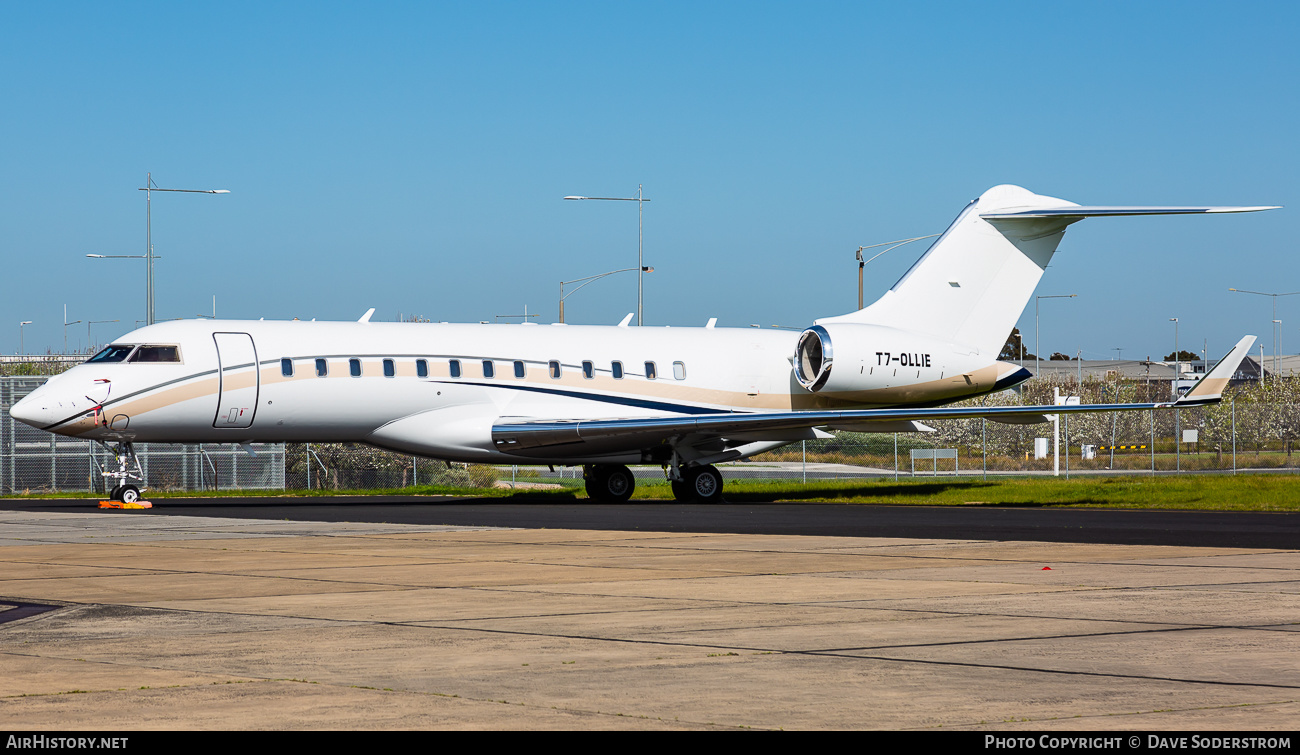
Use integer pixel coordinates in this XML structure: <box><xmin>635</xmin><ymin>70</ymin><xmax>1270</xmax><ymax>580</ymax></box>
<box><xmin>0</xmin><ymin>377</ymin><xmax>284</xmax><ymax>494</ymax></box>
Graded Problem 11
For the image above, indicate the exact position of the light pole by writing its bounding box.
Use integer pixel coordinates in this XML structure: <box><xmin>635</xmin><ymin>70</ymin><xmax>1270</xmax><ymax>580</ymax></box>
<box><xmin>855</xmin><ymin>234</ymin><xmax>940</xmax><ymax>309</ymax></box>
<box><xmin>89</xmin><ymin>174</ymin><xmax>229</xmax><ymax>327</ymax></box>
<box><xmin>1274</xmin><ymin>320</ymin><xmax>1283</xmax><ymax>376</ymax></box>
<box><xmin>63</xmin><ymin>305</ymin><xmax>81</xmax><ymax>354</ymax></box>
<box><xmin>88</xmin><ymin>320</ymin><xmax>119</xmax><ymax>351</ymax></box>
<box><xmin>564</xmin><ymin>186</ymin><xmax>650</xmax><ymax>325</ymax></box>
<box><xmin>559</xmin><ymin>267</ymin><xmax>653</xmax><ymax>324</ymax></box>
<box><xmin>1035</xmin><ymin>294</ymin><xmax>1077</xmax><ymax>375</ymax></box>
<box><xmin>1171</xmin><ymin>317</ymin><xmax>1180</xmax><ymax>473</ymax></box>
<box><xmin>18</xmin><ymin>322</ymin><xmax>32</xmax><ymax>355</ymax></box>
<box><xmin>1228</xmin><ymin>288</ymin><xmax>1300</xmax><ymax>380</ymax></box>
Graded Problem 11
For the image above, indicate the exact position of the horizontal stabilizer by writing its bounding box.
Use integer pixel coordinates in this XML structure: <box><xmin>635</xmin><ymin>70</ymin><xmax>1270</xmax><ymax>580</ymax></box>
<box><xmin>982</xmin><ymin>206</ymin><xmax>1280</xmax><ymax>220</ymax></box>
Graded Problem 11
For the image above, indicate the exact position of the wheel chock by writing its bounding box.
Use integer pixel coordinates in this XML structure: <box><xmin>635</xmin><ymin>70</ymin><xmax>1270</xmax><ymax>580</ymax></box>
<box><xmin>98</xmin><ymin>501</ymin><xmax>153</xmax><ymax>509</ymax></box>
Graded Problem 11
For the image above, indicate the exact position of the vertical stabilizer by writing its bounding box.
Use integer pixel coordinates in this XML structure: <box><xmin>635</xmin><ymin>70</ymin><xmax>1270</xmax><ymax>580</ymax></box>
<box><xmin>818</xmin><ymin>185</ymin><xmax>1079</xmax><ymax>355</ymax></box>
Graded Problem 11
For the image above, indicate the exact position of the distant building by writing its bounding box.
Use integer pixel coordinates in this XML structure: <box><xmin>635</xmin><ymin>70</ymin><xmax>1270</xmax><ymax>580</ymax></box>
<box><xmin>1007</xmin><ymin>355</ymin><xmax>1277</xmax><ymax>394</ymax></box>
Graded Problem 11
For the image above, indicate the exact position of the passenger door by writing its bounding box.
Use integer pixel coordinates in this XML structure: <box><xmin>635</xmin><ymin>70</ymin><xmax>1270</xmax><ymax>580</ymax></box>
<box><xmin>213</xmin><ymin>332</ymin><xmax>259</xmax><ymax>429</ymax></box>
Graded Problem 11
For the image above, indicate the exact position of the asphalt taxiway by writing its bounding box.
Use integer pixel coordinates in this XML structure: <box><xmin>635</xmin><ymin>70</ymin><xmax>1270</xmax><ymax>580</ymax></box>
<box><xmin>1</xmin><ymin>495</ymin><xmax>1298</xmax><ymax>548</ymax></box>
<box><xmin>1</xmin><ymin>498</ymin><xmax>1297</xmax><ymax>730</ymax></box>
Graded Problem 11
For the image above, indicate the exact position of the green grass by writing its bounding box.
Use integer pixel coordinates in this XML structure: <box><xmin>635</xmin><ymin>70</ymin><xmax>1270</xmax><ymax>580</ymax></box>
<box><xmin>627</xmin><ymin>474</ymin><xmax>1300</xmax><ymax>511</ymax></box>
<box><xmin>1</xmin><ymin>483</ymin><xmax>582</xmax><ymax>501</ymax></box>
<box><xmin>8</xmin><ymin>474</ymin><xmax>1300</xmax><ymax>511</ymax></box>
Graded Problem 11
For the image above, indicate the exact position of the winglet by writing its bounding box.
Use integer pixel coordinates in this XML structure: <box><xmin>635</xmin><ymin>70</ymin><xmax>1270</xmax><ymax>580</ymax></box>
<box><xmin>358</xmin><ymin>308</ymin><xmax>376</xmax><ymax>323</ymax></box>
<box><xmin>1176</xmin><ymin>335</ymin><xmax>1257</xmax><ymax>405</ymax></box>
<box><xmin>617</xmin><ymin>313</ymin><xmax>634</xmax><ymax>328</ymax></box>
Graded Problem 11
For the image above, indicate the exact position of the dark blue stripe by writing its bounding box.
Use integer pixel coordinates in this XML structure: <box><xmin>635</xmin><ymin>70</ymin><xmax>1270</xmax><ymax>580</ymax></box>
<box><xmin>436</xmin><ymin>380</ymin><xmax>733</xmax><ymax>416</ymax></box>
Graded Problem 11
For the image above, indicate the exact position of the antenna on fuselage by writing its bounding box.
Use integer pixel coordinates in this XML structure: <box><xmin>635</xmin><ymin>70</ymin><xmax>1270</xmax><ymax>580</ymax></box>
<box><xmin>358</xmin><ymin>308</ymin><xmax>376</xmax><ymax>323</ymax></box>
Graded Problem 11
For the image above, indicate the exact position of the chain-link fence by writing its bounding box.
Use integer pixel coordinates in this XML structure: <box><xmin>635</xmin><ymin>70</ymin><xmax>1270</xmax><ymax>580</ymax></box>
<box><xmin>5</xmin><ymin>373</ymin><xmax>1300</xmax><ymax>494</ymax></box>
<box><xmin>0</xmin><ymin>377</ymin><xmax>284</xmax><ymax>494</ymax></box>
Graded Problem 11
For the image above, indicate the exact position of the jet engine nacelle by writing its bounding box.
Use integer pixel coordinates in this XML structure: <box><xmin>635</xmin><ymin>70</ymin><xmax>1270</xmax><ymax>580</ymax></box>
<box><xmin>793</xmin><ymin>323</ymin><xmax>977</xmax><ymax>393</ymax></box>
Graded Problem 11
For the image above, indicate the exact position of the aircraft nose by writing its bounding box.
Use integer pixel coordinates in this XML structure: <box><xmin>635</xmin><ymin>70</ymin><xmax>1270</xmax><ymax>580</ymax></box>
<box><xmin>9</xmin><ymin>390</ymin><xmax>48</xmax><ymax>429</ymax></box>
<box><xmin>8</xmin><ymin>382</ymin><xmax>77</xmax><ymax>430</ymax></box>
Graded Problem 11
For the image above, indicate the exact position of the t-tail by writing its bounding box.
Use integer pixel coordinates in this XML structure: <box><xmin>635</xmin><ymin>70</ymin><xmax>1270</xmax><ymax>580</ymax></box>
<box><xmin>818</xmin><ymin>185</ymin><xmax>1279</xmax><ymax>357</ymax></box>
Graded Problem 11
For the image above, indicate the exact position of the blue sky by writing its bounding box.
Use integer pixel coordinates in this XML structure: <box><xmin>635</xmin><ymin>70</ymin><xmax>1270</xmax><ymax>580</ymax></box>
<box><xmin>3</xmin><ymin>1</ymin><xmax>1297</xmax><ymax>361</ymax></box>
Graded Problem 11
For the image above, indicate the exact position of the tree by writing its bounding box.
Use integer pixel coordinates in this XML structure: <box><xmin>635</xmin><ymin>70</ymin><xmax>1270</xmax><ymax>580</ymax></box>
<box><xmin>1163</xmin><ymin>350</ymin><xmax>1200</xmax><ymax>362</ymax></box>
<box><xmin>999</xmin><ymin>328</ymin><xmax>1036</xmax><ymax>361</ymax></box>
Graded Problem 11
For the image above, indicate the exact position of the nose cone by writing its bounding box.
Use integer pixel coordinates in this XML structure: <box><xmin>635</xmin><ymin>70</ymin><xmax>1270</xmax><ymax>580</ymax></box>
<box><xmin>9</xmin><ymin>389</ymin><xmax>49</xmax><ymax>429</ymax></box>
<box><xmin>9</xmin><ymin>379</ymin><xmax>81</xmax><ymax>431</ymax></box>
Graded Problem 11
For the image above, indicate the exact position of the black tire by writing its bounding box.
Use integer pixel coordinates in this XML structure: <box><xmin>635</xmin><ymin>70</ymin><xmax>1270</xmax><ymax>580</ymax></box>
<box><xmin>670</xmin><ymin>478</ymin><xmax>692</xmax><ymax>502</ymax></box>
<box><xmin>120</xmin><ymin>485</ymin><xmax>141</xmax><ymax>504</ymax></box>
<box><xmin>686</xmin><ymin>465</ymin><xmax>723</xmax><ymax>503</ymax></box>
<box><xmin>108</xmin><ymin>485</ymin><xmax>123</xmax><ymax>501</ymax></box>
<box><xmin>584</xmin><ymin>465</ymin><xmax>635</xmax><ymax>503</ymax></box>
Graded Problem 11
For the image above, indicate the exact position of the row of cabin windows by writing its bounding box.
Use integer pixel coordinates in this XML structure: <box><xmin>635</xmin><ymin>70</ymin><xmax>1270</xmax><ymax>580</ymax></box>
<box><xmin>281</xmin><ymin>357</ymin><xmax>686</xmax><ymax>381</ymax></box>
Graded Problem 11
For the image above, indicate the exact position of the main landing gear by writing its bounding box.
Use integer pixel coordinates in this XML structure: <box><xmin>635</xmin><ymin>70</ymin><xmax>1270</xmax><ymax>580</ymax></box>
<box><xmin>100</xmin><ymin>441</ymin><xmax>147</xmax><ymax>503</ymax></box>
<box><xmin>583</xmin><ymin>464</ymin><xmax>636</xmax><ymax>504</ymax></box>
<box><xmin>581</xmin><ymin>463</ymin><xmax>726</xmax><ymax>503</ymax></box>
<box><xmin>669</xmin><ymin>464</ymin><xmax>723</xmax><ymax>504</ymax></box>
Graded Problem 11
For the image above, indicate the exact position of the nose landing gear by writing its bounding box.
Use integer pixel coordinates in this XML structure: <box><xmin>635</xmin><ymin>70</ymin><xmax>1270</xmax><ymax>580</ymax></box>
<box><xmin>100</xmin><ymin>441</ymin><xmax>148</xmax><ymax>502</ymax></box>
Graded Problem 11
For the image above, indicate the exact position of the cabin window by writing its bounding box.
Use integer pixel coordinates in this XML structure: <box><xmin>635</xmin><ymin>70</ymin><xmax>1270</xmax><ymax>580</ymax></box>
<box><xmin>87</xmin><ymin>345</ymin><xmax>135</xmax><ymax>363</ymax></box>
<box><xmin>128</xmin><ymin>345</ymin><xmax>181</xmax><ymax>363</ymax></box>
<box><xmin>673</xmin><ymin>361</ymin><xmax>686</xmax><ymax>380</ymax></box>
<box><xmin>316</xmin><ymin>358</ymin><xmax>328</xmax><ymax>377</ymax></box>
<box><xmin>449</xmin><ymin>359</ymin><xmax>461</xmax><ymax>378</ymax></box>
<box><xmin>383</xmin><ymin>359</ymin><xmax>395</xmax><ymax>378</ymax></box>
<box><xmin>645</xmin><ymin>361</ymin><xmax>657</xmax><ymax>380</ymax></box>
<box><xmin>482</xmin><ymin>360</ymin><xmax>495</xmax><ymax>378</ymax></box>
<box><xmin>582</xmin><ymin>361</ymin><xmax>594</xmax><ymax>379</ymax></box>
<box><xmin>612</xmin><ymin>361</ymin><xmax>623</xmax><ymax>379</ymax></box>
<box><xmin>549</xmin><ymin>360</ymin><xmax>561</xmax><ymax>378</ymax></box>
<box><xmin>349</xmin><ymin>358</ymin><xmax>362</xmax><ymax>377</ymax></box>
<box><xmin>416</xmin><ymin>359</ymin><xmax>428</xmax><ymax>378</ymax></box>
<box><xmin>513</xmin><ymin>360</ymin><xmax>526</xmax><ymax>378</ymax></box>
<box><xmin>281</xmin><ymin>358</ymin><xmax>294</xmax><ymax>377</ymax></box>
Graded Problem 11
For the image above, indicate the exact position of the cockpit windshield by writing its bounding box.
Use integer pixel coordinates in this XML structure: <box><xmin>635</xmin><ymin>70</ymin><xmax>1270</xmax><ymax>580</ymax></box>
<box><xmin>128</xmin><ymin>345</ymin><xmax>181</xmax><ymax>363</ymax></box>
<box><xmin>86</xmin><ymin>345</ymin><xmax>136</xmax><ymax>364</ymax></box>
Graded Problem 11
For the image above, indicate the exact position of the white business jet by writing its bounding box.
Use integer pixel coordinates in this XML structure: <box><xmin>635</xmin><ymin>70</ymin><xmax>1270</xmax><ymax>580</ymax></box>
<box><xmin>10</xmin><ymin>185</ymin><xmax>1276</xmax><ymax>504</ymax></box>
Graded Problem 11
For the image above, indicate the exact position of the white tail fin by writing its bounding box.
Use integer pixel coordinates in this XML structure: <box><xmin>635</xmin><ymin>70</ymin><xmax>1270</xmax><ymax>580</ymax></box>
<box><xmin>818</xmin><ymin>185</ymin><xmax>1279</xmax><ymax>356</ymax></box>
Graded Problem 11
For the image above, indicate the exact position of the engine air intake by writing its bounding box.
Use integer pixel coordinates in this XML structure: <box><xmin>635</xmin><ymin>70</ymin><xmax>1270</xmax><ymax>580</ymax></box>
<box><xmin>794</xmin><ymin>326</ymin><xmax>833</xmax><ymax>391</ymax></box>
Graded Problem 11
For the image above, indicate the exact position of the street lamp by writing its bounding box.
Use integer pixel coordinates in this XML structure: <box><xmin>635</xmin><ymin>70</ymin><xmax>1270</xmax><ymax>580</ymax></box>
<box><xmin>564</xmin><ymin>186</ymin><xmax>650</xmax><ymax>325</ymax></box>
<box><xmin>854</xmin><ymin>234</ymin><xmax>940</xmax><ymax>309</ymax></box>
<box><xmin>559</xmin><ymin>267</ymin><xmax>654</xmax><ymax>324</ymax></box>
<box><xmin>18</xmin><ymin>322</ymin><xmax>32</xmax><ymax>355</ymax></box>
<box><xmin>1035</xmin><ymin>294</ymin><xmax>1077</xmax><ymax>376</ymax></box>
<box><xmin>88</xmin><ymin>173</ymin><xmax>229</xmax><ymax>327</ymax></box>
<box><xmin>1228</xmin><ymin>288</ymin><xmax>1300</xmax><ymax>379</ymax></box>
<box><xmin>63</xmin><ymin>305</ymin><xmax>81</xmax><ymax>354</ymax></box>
<box><xmin>1274</xmin><ymin>320</ymin><xmax>1283</xmax><ymax>376</ymax></box>
<box><xmin>87</xmin><ymin>320</ymin><xmax>119</xmax><ymax>351</ymax></box>
<box><xmin>1171</xmin><ymin>317</ymin><xmax>1180</xmax><ymax>473</ymax></box>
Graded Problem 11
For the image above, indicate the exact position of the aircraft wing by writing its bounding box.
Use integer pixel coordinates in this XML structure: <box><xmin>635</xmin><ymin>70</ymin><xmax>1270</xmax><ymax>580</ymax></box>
<box><xmin>492</xmin><ymin>336</ymin><xmax>1255</xmax><ymax>456</ymax></box>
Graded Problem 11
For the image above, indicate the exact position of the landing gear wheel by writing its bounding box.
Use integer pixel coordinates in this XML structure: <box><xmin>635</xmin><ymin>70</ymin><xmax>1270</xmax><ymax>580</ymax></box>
<box><xmin>670</xmin><ymin>479</ymin><xmax>691</xmax><ymax>502</ymax></box>
<box><xmin>583</xmin><ymin>465</ymin><xmax>635</xmax><ymax>504</ymax></box>
<box><xmin>99</xmin><ymin>441</ymin><xmax>148</xmax><ymax>503</ymax></box>
<box><xmin>686</xmin><ymin>465</ymin><xmax>723</xmax><ymax>504</ymax></box>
